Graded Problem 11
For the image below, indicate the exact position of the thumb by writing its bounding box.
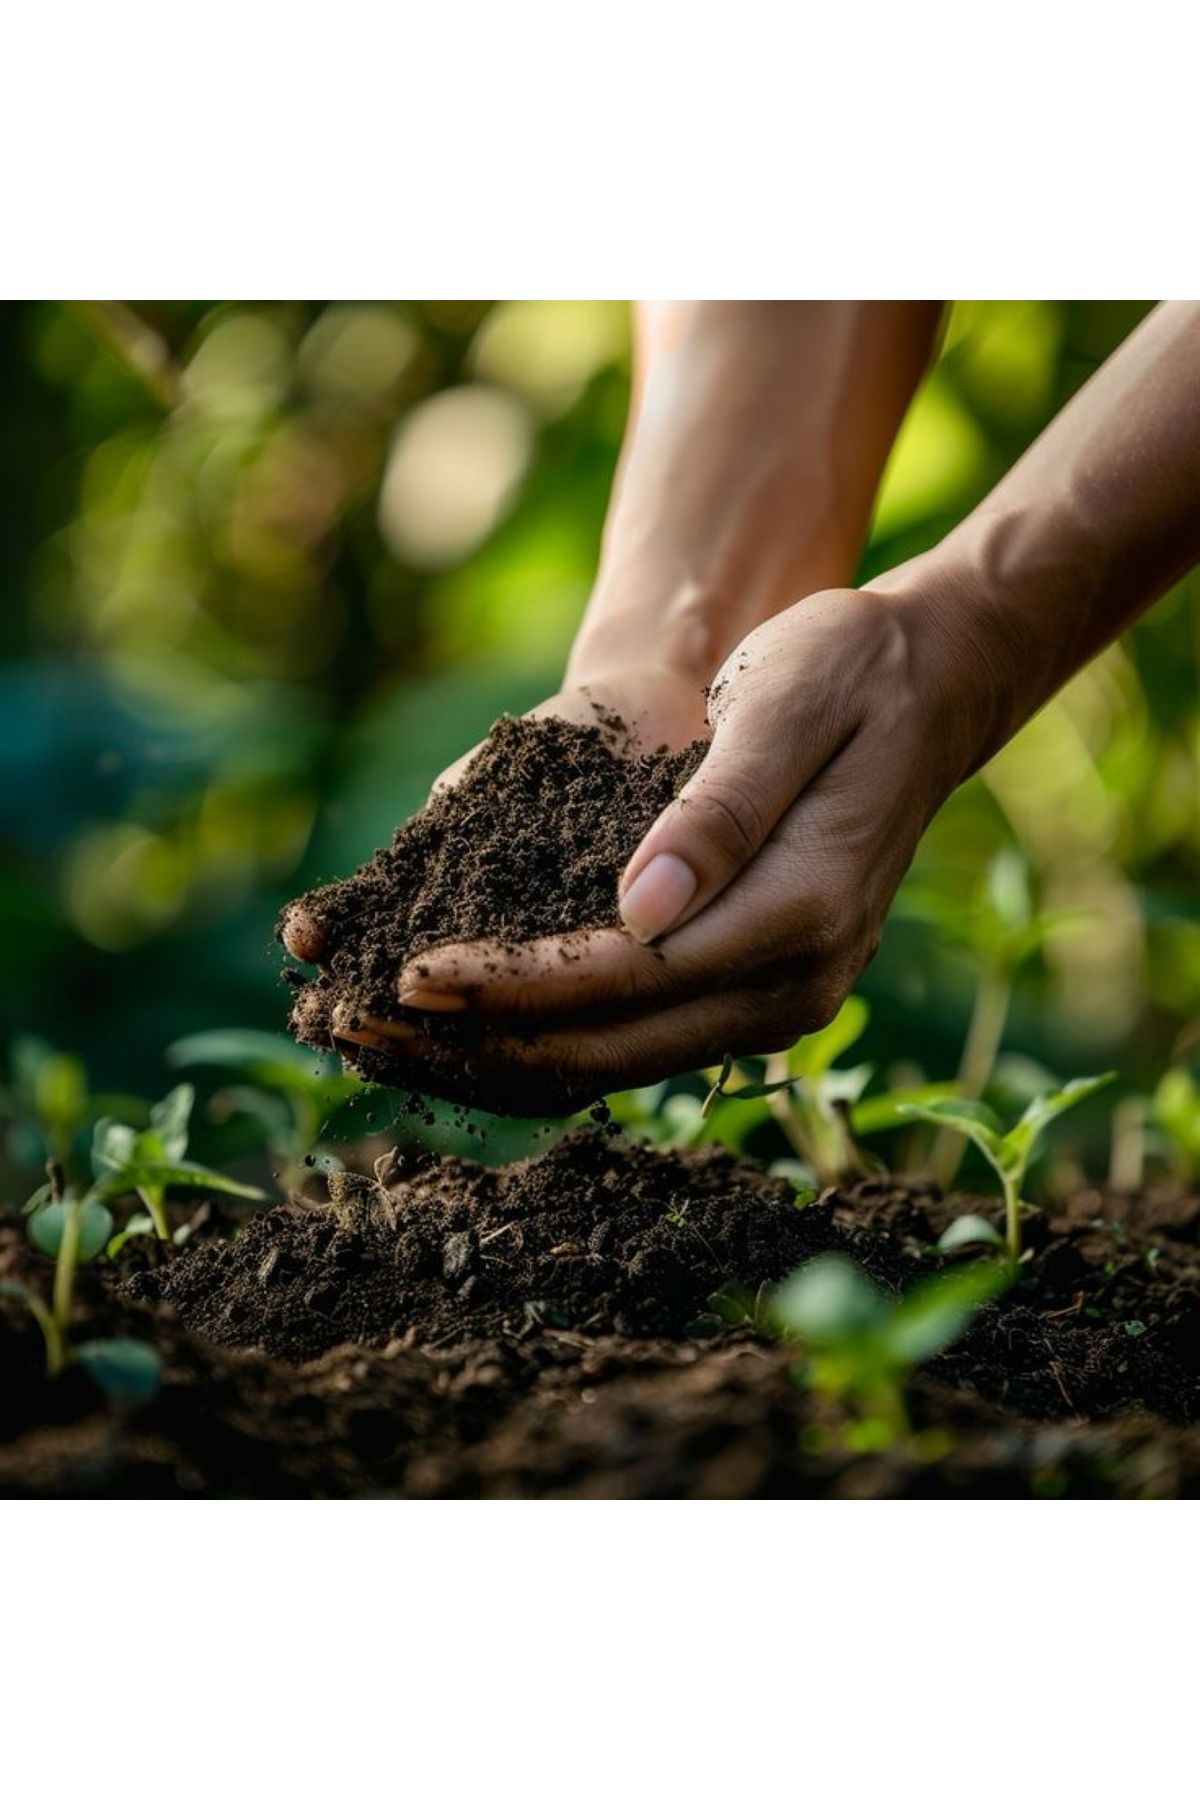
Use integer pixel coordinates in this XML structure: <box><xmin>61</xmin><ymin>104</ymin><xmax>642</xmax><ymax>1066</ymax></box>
<box><xmin>618</xmin><ymin>655</ymin><xmax>851</xmax><ymax>945</ymax></box>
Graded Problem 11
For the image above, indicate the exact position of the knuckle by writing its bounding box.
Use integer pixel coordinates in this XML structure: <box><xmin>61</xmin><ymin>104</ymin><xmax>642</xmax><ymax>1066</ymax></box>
<box><xmin>683</xmin><ymin>776</ymin><xmax>770</xmax><ymax>866</ymax></box>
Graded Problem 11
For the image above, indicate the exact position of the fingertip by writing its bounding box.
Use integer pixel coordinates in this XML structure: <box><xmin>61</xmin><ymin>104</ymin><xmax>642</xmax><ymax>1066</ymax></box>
<box><xmin>618</xmin><ymin>852</ymin><xmax>698</xmax><ymax>944</ymax></box>
<box><xmin>280</xmin><ymin>902</ymin><xmax>329</xmax><ymax>966</ymax></box>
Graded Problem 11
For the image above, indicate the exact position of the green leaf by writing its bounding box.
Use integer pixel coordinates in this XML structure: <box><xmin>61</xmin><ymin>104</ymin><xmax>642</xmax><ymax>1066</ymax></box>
<box><xmin>148</xmin><ymin>1083</ymin><xmax>194</xmax><ymax>1161</ymax></box>
<box><xmin>20</xmin><ymin>1180</ymin><xmax>53</xmax><ymax>1217</ymax></box>
<box><xmin>883</xmin><ymin>1259</ymin><xmax>1012</xmax><ymax>1366</ymax></box>
<box><xmin>1153</xmin><ymin>1066</ymin><xmax>1200</xmax><ymax>1161</ymax></box>
<box><xmin>86</xmin><ymin>1159</ymin><xmax>267</xmax><ymax>1207</ymax></box>
<box><xmin>999</xmin><ymin>1073</ymin><xmax>1116</xmax><ymax>1179</ymax></box>
<box><xmin>851</xmin><ymin>1082</ymin><xmax>959</xmax><ymax>1136</ymax></box>
<box><xmin>719</xmin><ymin>1074</ymin><xmax>803</xmax><ymax>1101</ymax></box>
<box><xmin>75</xmin><ymin>1338</ymin><xmax>161</xmax><ymax>1404</ymax></box>
<box><xmin>790</xmin><ymin>996</ymin><xmax>869</xmax><ymax>1082</ymax></box>
<box><xmin>985</xmin><ymin>846</ymin><xmax>1032</xmax><ymax>933</ymax></box>
<box><xmin>937</xmin><ymin>1214</ymin><xmax>1004</xmax><ymax>1252</ymax></box>
<box><xmin>898</xmin><ymin>1097</ymin><xmax>1005</xmax><ymax>1170</ymax></box>
<box><xmin>29</xmin><ymin>1198</ymin><xmax>114</xmax><ymax>1261</ymax></box>
<box><xmin>169</xmin><ymin>1031</ymin><xmax>358</xmax><ymax>1103</ymax></box>
<box><xmin>91</xmin><ymin>1116</ymin><xmax>138</xmax><ymax>1178</ymax></box>
<box><xmin>105</xmin><ymin>1215</ymin><xmax>157</xmax><ymax>1259</ymax></box>
<box><xmin>771</xmin><ymin>1254</ymin><xmax>886</xmax><ymax>1343</ymax></box>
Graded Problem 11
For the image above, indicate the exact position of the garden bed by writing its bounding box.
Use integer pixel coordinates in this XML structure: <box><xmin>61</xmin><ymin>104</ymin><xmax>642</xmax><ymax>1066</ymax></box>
<box><xmin>1</xmin><ymin>1126</ymin><xmax>1197</xmax><ymax>1498</ymax></box>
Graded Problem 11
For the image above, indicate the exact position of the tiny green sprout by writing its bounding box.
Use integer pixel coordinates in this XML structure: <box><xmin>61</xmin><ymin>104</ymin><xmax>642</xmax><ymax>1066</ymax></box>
<box><xmin>85</xmin><ymin>1082</ymin><xmax>266</xmax><ymax>1241</ymax></box>
<box><xmin>900</xmin><ymin>1073</ymin><xmax>1116</xmax><ymax>1260</ymax></box>
<box><xmin>168</xmin><ymin>1030</ymin><xmax>363</xmax><ymax>1187</ymax></box>
<box><xmin>770</xmin><ymin>1252</ymin><xmax>1012</xmax><ymax>1445</ymax></box>
<box><xmin>1</xmin><ymin>1164</ymin><xmax>160</xmax><ymax>1398</ymax></box>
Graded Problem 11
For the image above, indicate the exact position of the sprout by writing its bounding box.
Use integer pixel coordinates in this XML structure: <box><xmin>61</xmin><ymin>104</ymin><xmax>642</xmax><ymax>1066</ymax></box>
<box><xmin>84</xmin><ymin>1083</ymin><xmax>266</xmax><ymax>1241</ymax></box>
<box><xmin>770</xmin><ymin>1252</ymin><xmax>1011</xmax><ymax>1446</ymax></box>
<box><xmin>900</xmin><ymin>1073</ymin><xmax>1115</xmax><ymax>1259</ymax></box>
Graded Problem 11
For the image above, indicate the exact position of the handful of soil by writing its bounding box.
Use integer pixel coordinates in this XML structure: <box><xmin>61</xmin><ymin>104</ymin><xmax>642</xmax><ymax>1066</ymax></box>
<box><xmin>281</xmin><ymin>713</ymin><xmax>705</xmax><ymax>1111</ymax></box>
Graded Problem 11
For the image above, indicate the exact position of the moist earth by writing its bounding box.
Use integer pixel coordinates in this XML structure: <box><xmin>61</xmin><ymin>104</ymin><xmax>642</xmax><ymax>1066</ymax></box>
<box><xmin>1</xmin><ymin>1128</ymin><xmax>1198</xmax><ymax>1498</ymax></box>
<box><xmin>280</xmin><ymin>714</ymin><xmax>705</xmax><ymax>1110</ymax></box>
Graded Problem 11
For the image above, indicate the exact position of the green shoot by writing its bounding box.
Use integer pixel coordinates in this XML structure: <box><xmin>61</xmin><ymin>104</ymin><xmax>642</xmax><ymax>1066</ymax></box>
<box><xmin>899</xmin><ymin>850</ymin><xmax>1093</xmax><ymax>1188</ymax></box>
<box><xmin>168</xmin><ymin>1030</ymin><xmax>363</xmax><ymax>1186</ymax></box>
<box><xmin>85</xmin><ymin>1082</ymin><xmax>266</xmax><ymax>1241</ymax></box>
<box><xmin>2</xmin><ymin>1165</ymin><xmax>161</xmax><ymax>1400</ymax></box>
<box><xmin>900</xmin><ymin>1073</ymin><xmax>1115</xmax><ymax>1259</ymax></box>
<box><xmin>1150</xmin><ymin>1063</ymin><xmax>1200</xmax><ymax>1183</ymax></box>
<box><xmin>770</xmin><ymin>1252</ymin><xmax>1012</xmax><ymax>1447</ymax></box>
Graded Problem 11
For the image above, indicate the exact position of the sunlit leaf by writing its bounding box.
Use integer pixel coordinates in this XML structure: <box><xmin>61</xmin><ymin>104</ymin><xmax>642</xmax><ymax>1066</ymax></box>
<box><xmin>771</xmin><ymin>1254</ymin><xmax>886</xmax><ymax>1342</ymax></box>
<box><xmin>148</xmin><ymin>1082</ymin><xmax>194</xmax><ymax>1161</ymax></box>
<box><xmin>883</xmin><ymin>1259</ymin><xmax>1012</xmax><ymax>1364</ymax></box>
<box><xmin>937</xmin><ymin>1214</ymin><xmax>1004</xmax><ymax>1253</ymax></box>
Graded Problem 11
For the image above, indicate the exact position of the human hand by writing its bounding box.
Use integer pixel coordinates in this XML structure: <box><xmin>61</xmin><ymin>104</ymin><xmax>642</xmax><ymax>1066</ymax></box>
<box><xmin>336</xmin><ymin>582</ymin><xmax>1011</xmax><ymax>1112</ymax></box>
<box><xmin>278</xmin><ymin>660</ymin><xmax>708</xmax><ymax>989</ymax></box>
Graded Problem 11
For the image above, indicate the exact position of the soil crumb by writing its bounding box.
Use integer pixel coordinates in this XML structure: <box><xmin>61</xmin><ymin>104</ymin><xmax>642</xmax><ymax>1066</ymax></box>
<box><xmin>131</xmin><ymin>1128</ymin><xmax>835</xmax><ymax>1363</ymax></box>
<box><xmin>279</xmin><ymin>714</ymin><xmax>704</xmax><ymax>1111</ymax></box>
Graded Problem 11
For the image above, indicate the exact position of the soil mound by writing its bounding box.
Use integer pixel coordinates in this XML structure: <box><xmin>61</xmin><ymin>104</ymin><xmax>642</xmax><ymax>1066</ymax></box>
<box><xmin>132</xmin><ymin>1128</ymin><xmax>837</xmax><ymax>1362</ymax></box>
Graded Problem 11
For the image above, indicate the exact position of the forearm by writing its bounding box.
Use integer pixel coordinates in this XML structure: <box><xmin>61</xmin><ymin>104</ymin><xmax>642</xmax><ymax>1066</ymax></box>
<box><xmin>568</xmin><ymin>300</ymin><xmax>942</xmax><ymax>686</ymax></box>
<box><xmin>891</xmin><ymin>300</ymin><xmax>1200</xmax><ymax>770</ymax></box>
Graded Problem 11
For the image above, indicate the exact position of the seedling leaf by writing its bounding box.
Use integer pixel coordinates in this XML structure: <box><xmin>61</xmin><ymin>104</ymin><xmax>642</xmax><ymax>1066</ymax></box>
<box><xmin>937</xmin><ymin>1214</ymin><xmax>1004</xmax><ymax>1253</ymax></box>
<box><xmin>771</xmin><ymin>1254</ymin><xmax>887</xmax><ymax>1342</ymax></box>
<box><xmin>148</xmin><ymin>1083</ymin><xmax>194</xmax><ymax>1161</ymax></box>
<box><xmin>75</xmin><ymin>1338</ymin><xmax>161</xmax><ymax>1404</ymax></box>
<box><xmin>883</xmin><ymin>1259</ymin><xmax>1012</xmax><ymax>1364</ymax></box>
<box><xmin>29</xmin><ymin>1199</ymin><xmax>114</xmax><ymax>1261</ymax></box>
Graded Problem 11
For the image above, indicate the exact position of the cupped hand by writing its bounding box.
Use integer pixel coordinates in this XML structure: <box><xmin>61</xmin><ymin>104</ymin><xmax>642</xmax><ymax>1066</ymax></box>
<box><xmin>278</xmin><ymin>659</ymin><xmax>708</xmax><ymax>1021</ymax></box>
<box><xmin>338</xmin><ymin>584</ymin><xmax>1005</xmax><ymax>1111</ymax></box>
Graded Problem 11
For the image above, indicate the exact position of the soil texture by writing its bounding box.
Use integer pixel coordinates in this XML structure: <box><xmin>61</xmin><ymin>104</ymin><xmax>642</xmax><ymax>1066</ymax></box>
<box><xmin>1</xmin><ymin>1128</ymin><xmax>1198</xmax><ymax>1500</ymax></box>
<box><xmin>280</xmin><ymin>713</ymin><xmax>704</xmax><ymax>1111</ymax></box>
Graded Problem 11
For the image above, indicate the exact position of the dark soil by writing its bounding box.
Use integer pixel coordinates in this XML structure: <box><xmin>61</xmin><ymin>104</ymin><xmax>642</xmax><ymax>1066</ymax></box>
<box><xmin>280</xmin><ymin>713</ymin><xmax>704</xmax><ymax>1111</ymax></box>
<box><xmin>1</xmin><ymin>1128</ymin><xmax>1198</xmax><ymax>1499</ymax></box>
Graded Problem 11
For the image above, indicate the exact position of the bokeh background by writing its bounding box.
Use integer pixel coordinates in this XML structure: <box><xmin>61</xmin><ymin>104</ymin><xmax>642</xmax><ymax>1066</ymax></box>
<box><xmin>1</xmin><ymin>300</ymin><xmax>1196</xmax><ymax>1195</ymax></box>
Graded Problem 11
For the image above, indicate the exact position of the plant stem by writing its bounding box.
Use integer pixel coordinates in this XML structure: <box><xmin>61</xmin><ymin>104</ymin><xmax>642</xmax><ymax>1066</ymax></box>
<box><xmin>930</xmin><ymin>962</ymin><xmax>1012</xmax><ymax>1190</ymax></box>
<box><xmin>139</xmin><ymin>1184</ymin><xmax>171</xmax><ymax>1242</ymax></box>
<box><xmin>1003</xmin><ymin>1175</ymin><xmax>1022</xmax><ymax>1262</ymax></box>
<box><xmin>52</xmin><ymin>1198</ymin><xmax>80</xmax><ymax>1339</ymax></box>
<box><xmin>25</xmin><ymin>1290</ymin><xmax>64</xmax><ymax>1377</ymax></box>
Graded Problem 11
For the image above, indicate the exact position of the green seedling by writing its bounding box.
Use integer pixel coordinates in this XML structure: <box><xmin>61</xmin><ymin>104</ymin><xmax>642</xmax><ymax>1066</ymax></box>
<box><xmin>0</xmin><ymin>1034</ymin><xmax>145</xmax><ymax>1168</ymax></box>
<box><xmin>700</xmin><ymin>997</ymin><xmax>961</xmax><ymax>1185</ymax></box>
<box><xmin>1</xmin><ymin>1162</ymin><xmax>160</xmax><ymax>1400</ymax></box>
<box><xmin>770</xmin><ymin>1252</ymin><xmax>1012</xmax><ymax>1447</ymax></box>
<box><xmin>1150</xmin><ymin>1063</ymin><xmax>1200</xmax><ymax>1183</ymax></box>
<box><xmin>900</xmin><ymin>1073</ymin><xmax>1115</xmax><ymax>1260</ymax></box>
<box><xmin>83</xmin><ymin>1082</ymin><xmax>266</xmax><ymax>1241</ymax></box>
<box><xmin>899</xmin><ymin>849</ymin><xmax>1093</xmax><ymax>1188</ymax></box>
<box><xmin>169</xmin><ymin>1029</ymin><xmax>363</xmax><ymax>1187</ymax></box>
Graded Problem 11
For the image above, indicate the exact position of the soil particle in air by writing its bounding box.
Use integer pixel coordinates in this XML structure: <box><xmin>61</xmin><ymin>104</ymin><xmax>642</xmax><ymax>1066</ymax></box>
<box><xmin>279</xmin><ymin>714</ymin><xmax>705</xmax><ymax>1110</ymax></box>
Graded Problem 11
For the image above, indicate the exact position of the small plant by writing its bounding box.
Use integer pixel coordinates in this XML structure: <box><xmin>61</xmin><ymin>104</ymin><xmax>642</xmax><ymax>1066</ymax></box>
<box><xmin>1</xmin><ymin>1161</ymin><xmax>159</xmax><ymax>1400</ymax></box>
<box><xmin>168</xmin><ymin>1029</ymin><xmax>364</xmax><ymax>1188</ymax></box>
<box><xmin>900</xmin><ymin>1073</ymin><xmax>1115</xmax><ymax>1260</ymax></box>
<box><xmin>82</xmin><ymin>1082</ymin><xmax>266</xmax><ymax>1241</ymax></box>
<box><xmin>1150</xmin><ymin>1062</ymin><xmax>1200</xmax><ymax>1184</ymax></box>
<box><xmin>0</xmin><ymin>1034</ymin><xmax>145</xmax><ymax>1169</ymax></box>
<box><xmin>770</xmin><ymin>1252</ymin><xmax>1012</xmax><ymax>1447</ymax></box>
<box><xmin>899</xmin><ymin>849</ymin><xmax>1093</xmax><ymax>1188</ymax></box>
<box><xmin>698</xmin><ymin>997</ymin><xmax>960</xmax><ymax>1185</ymax></box>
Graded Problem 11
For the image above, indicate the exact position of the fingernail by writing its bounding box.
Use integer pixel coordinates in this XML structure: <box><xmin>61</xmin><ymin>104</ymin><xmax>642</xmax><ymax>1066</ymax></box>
<box><xmin>619</xmin><ymin>853</ymin><xmax>697</xmax><ymax>944</ymax></box>
<box><xmin>397</xmin><ymin>985</ymin><xmax>469</xmax><ymax>1013</ymax></box>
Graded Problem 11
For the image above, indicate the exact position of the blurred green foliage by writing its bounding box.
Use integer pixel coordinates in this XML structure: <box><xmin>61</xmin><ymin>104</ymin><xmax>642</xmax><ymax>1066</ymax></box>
<box><xmin>0</xmin><ymin>300</ymin><xmax>1196</xmax><ymax>1200</ymax></box>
